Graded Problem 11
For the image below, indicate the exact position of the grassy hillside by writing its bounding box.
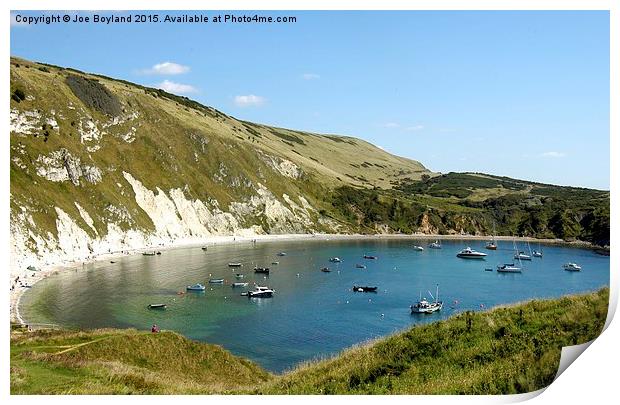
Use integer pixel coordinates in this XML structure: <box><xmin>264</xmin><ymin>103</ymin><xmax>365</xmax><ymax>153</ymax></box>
<box><xmin>11</xmin><ymin>288</ymin><xmax>608</xmax><ymax>394</ymax></box>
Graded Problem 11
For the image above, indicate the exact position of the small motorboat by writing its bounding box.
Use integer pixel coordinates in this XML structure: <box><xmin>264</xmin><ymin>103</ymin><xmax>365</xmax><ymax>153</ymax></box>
<box><xmin>156</xmin><ymin>251</ymin><xmax>162</xmax><ymax>255</ymax></box>
<box><xmin>456</xmin><ymin>247</ymin><xmax>487</xmax><ymax>259</ymax></box>
<box><xmin>563</xmin><ymin>262</ymin><xmax>582</xmax><ymax>271</ymax></box>
<box><xmin>329</xmin><ymin>257</ymin><xmax>342</xmax><ymax>263</ymax></box>
<box><xmin>186</xmin><ymin>283</ymin><xmax>206</xmax><ymax>291</ymax></box>
<box><xmin>410</xmin><ymin>285</ymin><xmax>443</xmax><ymax>314</ymax></box>
<box><xmin>228</xmin><ymin>262</ymin><xmax>243</xmax><ymax>267</ymax></box>
<box><xmin>428</xmin><ymin>240</ymin><xmax>442</xmax><ymax>249</ymax></box>
<box><xmin>276</xmin><ymin>252</ymin><xmax>287</xmax><ymax>257</ymax></box>
<box><xmin>272</xmin><ymin>261</ymin><xmax>279</xmax><ymax>265</ymax></box>
<box><xmin>110</xmin><ymin>261</ymin><xmax>116</xmax><ymax>264</ymax></box>
<box><xmin>254</xmin><ymin>267</ymin><xmax>270</xmax><ymax>274</ymax></box>
<box><xmin>363</xmin><ymin>254</ymin><xmax>378</xmax><ymax>260</ymax></box>
<box><xmin>496</xmin><ymin>263</ymin><xmax>522</xmax><ymax>273</ymax></box>
<box><xmin>412</xmin><ymin>245</ymin><xmax>424</xmax><ymax>251</ymax></box>
<box><xmin>355</xmin><ymin>264</ymin><xmax>366</xmax><ymax>269</ymax></box>
<box><xmin>142</xmin><ymin>252</ymin><xmax>156</xmax><ymax>256</ymax></box>
<box><xmin>484</xmin><ymin>268</ymin><xmax>494</xmax><ymax>271</ymax></box>
<box><xmin>26</xmin><ymin>265</ymin><xmax>40</xmax><ymax>271</ymax></box>
<box><xmin>208</xmin><ymin>278</ymin><xmax>224</xmax><ymax>284</ymax></box>
<box><xmin>247</xmin><ymin>285</ymin><xmax>275</xmax><ymax>298</ymax></box>
<box><xmin>148</xmin><ymin>303</ymin><xmax>167</xmax><ymax>310</ymax></box>
<box><xmin>201</xmin><ymin>246</ymin><xmax>208</xmax><ymax>251</ymax></box>
<box><xmin>320</xmin><ymin>267</ymin><xmax>331</xmax><ymax>273</ymax></box>
<box><xmin>352</xmin><ymin>285</ymin><xmax>378</xmax><ymax>292</ymax></box>
<box><xmin>232</xmin><ymin>282</ymin><xmax>249</xmax><ymax>288</ymax></box>
<box><xmin>532</xmin><ymin>251</ymin><xmax>543</xmax><ymax>258</ymax></box>
<box><xmin>235</xmin><ymin>273</ymin><xmax>245</xmax><ymax>279</ymax></box>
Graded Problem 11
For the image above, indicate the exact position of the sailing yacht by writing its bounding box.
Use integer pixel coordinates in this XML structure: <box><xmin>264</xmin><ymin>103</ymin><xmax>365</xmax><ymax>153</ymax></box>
<box><xmin>532</xmin><ymin>243</ymin><xmax>543</xmax><ymax>258</ymax></box>
<box><xmin>428</xmin><ymin>240</ymin><xmax>442</xmax><ymax>249</ymax></box>
<box><xmin>485</xmin><ymin>222</ymin><xmax>497</xmax><ymax>250</ymax></box>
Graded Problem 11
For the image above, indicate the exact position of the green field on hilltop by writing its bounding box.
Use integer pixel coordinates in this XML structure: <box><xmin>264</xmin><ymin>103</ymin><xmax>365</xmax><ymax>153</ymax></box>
<box><xmin>11</xmin><ymin>288</ymin><xmax>608</xmax><ymax>395</ymax></box>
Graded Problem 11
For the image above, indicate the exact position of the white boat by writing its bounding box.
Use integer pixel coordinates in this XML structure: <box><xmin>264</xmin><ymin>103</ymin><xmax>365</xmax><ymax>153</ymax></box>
<box><xmin>247</xmin><ymin>285</ymin><xmax>275</xmax><ymax>298</ymax></box>
<box><xmin>228</xmin><ymin>262</ymin><xmax>243</xmax><ymax>267</ymax></box>
<box><xmin>563</xmin><ymin>262</ymin><xmax>582</xmax><ymax>271</ymax></box>
<box><xmin>232</xmin><ymin>282</ymin><xmax>249</xmax><ymax>288</ymax></box>
<box><xmin>412</xmin><ymin>245</ymin><xmax>424</xmax><ymax>251</ymax></box>
<box><xmin>208</xmin><ymin>278</ymin><xmax>224</xmax><ymax>284</ymax></box>
<box><xmin>513</xmin><ymin>251</ymin><xmax>532</xmax><ymax>261</ymax></box>
<box><xmin>496</xmin><ymin>263</ymin><xmax>522</xmax><ymax>273</ymax></box>
<box><xmin>235</xmin><ymin>273</ymin><xmax>244</xmax><ymax>279</ymax></box>
<box><xmin>411</xmin><ymin>285</ymin><xmax>443</xmax><ymax>314</ymax></box>
<box><xmin>186</xmin><ymin>283</ymin><xmax>206</xmax><ymax>291</ymax></box>
<box><xmin>329</xmin><ymin>257</ymin><xmax>342</xmax><ymax>263</ymax></box>
<box><xmin>485</xmin><ymin>222</ymin><xmax>497</xmax><ymax>250</ymax></box>
<box><xmin>456</xmin><ymin>247</ymin><xmax>487</xmax><ymax>259</ymax></box>
<box><xmin>532</xmin><ymin>251</ymin><xmax>543</xmax><ymax>258</ymax></box>
<box><xmin>428</xmin><ymin>240</ymin><xmax>442</xmax><ymax>249</ymax></box>
<box><xmin>276</xmin><ymin>252</ymin><xmax>287</xmax><ymax>257</ymax></box>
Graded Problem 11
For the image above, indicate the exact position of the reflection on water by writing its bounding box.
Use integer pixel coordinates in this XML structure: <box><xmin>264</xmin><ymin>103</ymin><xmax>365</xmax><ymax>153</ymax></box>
<box><xmin>21</xmin><ymin>238</ymin><xmax>609</xmax><ymax>372</ymax></box>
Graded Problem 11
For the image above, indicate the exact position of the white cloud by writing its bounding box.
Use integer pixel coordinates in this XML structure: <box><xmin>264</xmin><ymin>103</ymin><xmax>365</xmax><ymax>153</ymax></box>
<box><xmin>539</xmin><ymin>151</ymin><xmax>566</xmax><ymax>158</ymax></box>
<box><xmin>142</xmin><ymin>62</ymin><xmax>190</xmax><ymax>75</ymax></box>
<box><xmin>383</xmin><ymin>122</ymin><xmax>400</xmax><ymax>128</ymax></box>
<box><xmin>156</xmin><ymin>80</ymin><xmax>197</xmax><ymax>95</ymax></box>
<box><xmin>234</xmin><ymin>94</ymin><xmax>266</xmax><ymax>107</ymax></box>
<box><xmin>405</xmin><ymin>125</ymin><xmax>424</xmax><ymax>131</ymax></box>
<box><xmin>302</xmin><ymin>73</ymin><xmax>320</xmax><ymax>80</ymax></box>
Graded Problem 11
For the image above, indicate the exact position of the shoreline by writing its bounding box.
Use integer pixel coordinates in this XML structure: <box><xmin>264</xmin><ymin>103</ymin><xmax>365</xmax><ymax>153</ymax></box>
<box><xmin>10</xmin><ymin>232</ymin><xmax>599</xmax><ymax>325</ymax></box>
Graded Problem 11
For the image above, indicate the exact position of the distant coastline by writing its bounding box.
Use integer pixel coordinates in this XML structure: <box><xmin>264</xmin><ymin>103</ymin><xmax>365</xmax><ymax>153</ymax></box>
<box><xmin>10</xmin><ymin>232</ymin><xmax>605</xmax><ymax>325</ymax></box>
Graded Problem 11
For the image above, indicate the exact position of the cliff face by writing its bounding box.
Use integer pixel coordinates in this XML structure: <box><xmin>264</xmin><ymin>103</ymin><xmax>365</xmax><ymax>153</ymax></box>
<box><xmin>9</xmin><ymin>58</ymin><xmax>430</xmax><ymax>277</ymax></box>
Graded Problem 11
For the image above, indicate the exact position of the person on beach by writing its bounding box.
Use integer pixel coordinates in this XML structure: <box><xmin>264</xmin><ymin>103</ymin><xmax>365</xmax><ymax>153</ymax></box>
<box><xmin>151</xmin><ymin>324</ymin><xmax>160</xmax><ymax>333</ymax></box>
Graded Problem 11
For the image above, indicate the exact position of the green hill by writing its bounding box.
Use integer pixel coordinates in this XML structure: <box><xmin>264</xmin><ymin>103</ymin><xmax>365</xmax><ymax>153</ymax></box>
<box><xmin>9</xmin><ymin>57</ymin><xmax>609</xmax><ymax>276</ymax></box>
<box><xmin>10</xmin><ymin>288</ymin><xmax>608</xmax><ymax>394</ymax></box>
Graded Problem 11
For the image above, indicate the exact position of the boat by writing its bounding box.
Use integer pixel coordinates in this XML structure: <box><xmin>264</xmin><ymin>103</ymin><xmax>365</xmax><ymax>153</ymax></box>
<box><xmin>142</xmin><ymin>251</ymin><xmax>156</xmax><ymax>256</ymax></box>
<box><xmin>320</xmin><ymin>267</ymin><xmax>331</xmax><ymax>272</ymax></box>
<box><xmin>272</xmin><ymin>261</ymin><xmax>279</xmax><ymax>265</ymax></box>
<box><xmin>276</xmin><ymin>252</ymin><xmax>287</xmax><ymax>257</ymax></box>
<box><xmin>352</xmin><ymin>285</ymin><xmax>378</xmax><ymax>292</ymax></box>
<box><xmin>329</xmin><ymin>257</ymin><xmax>342</xmax><ymax>263</ymax></box>
<box><xmin>232</xmin><ymin>282</ymin><xmax>249</xmax><ymax>287</ymax></box>
<box><xmin>110</xmin><ymin>261</ymin><xmax>116</xmax><ymax>264</ymax></box>
<box><xmin>363</xmin><ymin>254</ymin><xmax>378</xmax><ymax>260</ymax></box>
<box><xmin>532</xmin><ymin>250</ymin><xmax>543</xmax><ymax>258</ymax></box>
<box><xmin>428</xmin><ymin>240</ymin><xmax>442</xmax><ymax>249</ymax></box>
<box><xmin>410</xmin><ymin>285</ymin><xmax>443</xmax><ymax>314</ymax></box>
<box><xmin>496</xmin><ymin>263</ymin><xmax>522</xmax><ymax>273</ymax></box>
<box><xmin>355</xmin><ymin>264</ymin><xmax>366</xmax><ymax>269</ymax></box>
<box><xmin>26</xmin><ymin>265</ymin><xmax>40</xmax><ymax>271</ymax></box>
<box><xmin>235</xmin><ymin>273</ymin><xmax>245</xmax><ymax>279</ymax></box>
<box><xmin>247</xmin><ymin>285</ymin><xmax>275</xmax><ymax>298</ymax></box>
<box><xmin>456</xmin><ymin>247</ymin><xmax>487</xmax><ymax>259</ymax></box>
<box><xmin>484</xmin><ymin>268</ymin><xmax>494</xmax><ymax>271</ymax></box>
<box><xmin>412</xmin><ymin>245</ymin><xmax>424</xmax><ymax>251</ymax></box>
<box><xmin>156</xmin><ymin>251</ymin><xmax>162</xmax><ymax>255</ymax></box>
<box><xmin>208</xmin><ymin>278</ymin><xmax>224</xmax><ymax>284</ymax></box>
<box><xmin>186</xmin><ymin>283</ymin><xmax>206</xmax><ymax>291</ymax></box>
<box><xmin>201</xmin><ymin>246</ymin><xmax>208</xmax><ymax>251</ymax></box>
<box><xmin>485</xmin><ymin>222</ymin><xmax>498</xmax><ymax>250</ymax></box>
<box><xmin>147</xmin><ymin>303</ymin><xmax>167</xmax><ymax>309</ymax></box>
<box><xmin>563</xmin><ymin>262</ymin><xmax>582</xmax><ymax>271</ymax></box>
<box><xmin>513</xmin><ymin>251</ymin><xmax>532</xmax><ymax>261</ymax></box>
<box><xmin>228</xmin><ymin>262</ymin><xmax>243</xmax><ymax>267</ymax></box>
<box><xmin>254</xmin><ymin>267</ymin><xmax>270</xmax><ymax>274</ymax></box>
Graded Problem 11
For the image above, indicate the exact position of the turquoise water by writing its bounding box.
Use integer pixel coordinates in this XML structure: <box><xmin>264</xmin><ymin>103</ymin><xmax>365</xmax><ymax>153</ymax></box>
<box><xmin>20</xmin><ymin>238</ymin><xmax>609</xmax><ymax>372</ymax></box>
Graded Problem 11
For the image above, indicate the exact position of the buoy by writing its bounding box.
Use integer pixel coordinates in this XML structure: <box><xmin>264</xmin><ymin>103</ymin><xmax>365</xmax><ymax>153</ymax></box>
<box><xmin>381</xmin><ymin>313</ymin><xmax>385</xmax><ymax>317</ymax></box>
<box><xmin>346</xmin><ymin>300</ymin><xmax>349</xmax><ymax>304</ymax></box>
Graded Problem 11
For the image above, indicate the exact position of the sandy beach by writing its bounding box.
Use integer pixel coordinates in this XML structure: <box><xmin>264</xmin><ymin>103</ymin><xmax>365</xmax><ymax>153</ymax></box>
<box><xmin>10</xmin><ymin>232</ymin><xmax>596</xmax><ymax>325</ymax></box>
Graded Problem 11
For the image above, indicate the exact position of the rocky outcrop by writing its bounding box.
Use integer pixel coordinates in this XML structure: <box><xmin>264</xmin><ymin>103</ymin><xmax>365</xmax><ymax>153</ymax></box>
<box><xmin>35</xmin><ymin>149</ymin><xmax>102</xmax><ymax>185</ymax></box>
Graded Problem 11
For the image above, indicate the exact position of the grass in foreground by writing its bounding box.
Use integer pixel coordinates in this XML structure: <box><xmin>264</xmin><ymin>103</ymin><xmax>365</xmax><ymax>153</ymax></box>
<box><xmin>11</xmin><ymin>288</ymin><xmax>608</xmax><ymax>395</ymax></box>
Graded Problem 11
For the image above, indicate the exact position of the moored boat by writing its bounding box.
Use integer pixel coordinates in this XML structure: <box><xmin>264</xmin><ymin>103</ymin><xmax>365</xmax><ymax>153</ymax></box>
<box><xmin>232</xmin><ymin>282</ymin><xmax>249</xmax><ymax>288</ymax></box>
<box><xmin>276</xmin><ymin>252</ymin><xmax>287</xmax><ymax>257</ymax></box>
<box><xmin>148</xmin><ymin>303</ymin><xmax>167</xmax><ymax>309</ymax></box>
<box><xmin>428</xmin><ymin>240</ymin><xmax>442</xmax><ymax>249</ymax></box>
<box><xmin>412</xmin><ymin>245</ymin><xmax>424</xmax><ymax>251</ymax></box>
<box><xmin>142</xmin><ymin>251</ymin><xmax>156</xmax><ymax>256</ymax></box>
<box><xmin>320</xmin><ymin>267</ymin><xmax>331</xmax><ymax>272</ymax></box>
<box><xmin>513</xmin><ymin>251</ymin><xmax>532</xmax><ymax>261</ymax></box>
<box><xmin>352</xmin><ymin>285</ymin><xmax>378</xmax><ymax>292</ymax></box>
<box><xmin>235</xmin><ymin>273</ymin><xmax>244</xmax><ymax>279</ymax></box>
<box><xmin>456</xmin><ymin>247</ymin><xmax>487</xmax><ymax>259</ymax></box>
<box><xmin>208</xmin><ymin>278</ymin><xmax>224</xmax><ymax>284</ymax></box>
<box><xmin>410</xmin><ymin>284</ymin><xmax>443</xmax><ymax>314</ymax></box>
<box><xmin>254</xmin><ymin>267</ymin><xmax>270</xmax><ymax>274</ymax></box>
<box><xmin>355</xmin><ymin>264</ymin><xmax>366</xmax><ymax>269</ymax></box>
<box><xmin>329</xmin><ymin>257</ymin><xmax>342</xmax><ymax>263</ymax></box>
<box><xmin>563</xmin><ymin>262</ymin><xmax>582</xmax><ymax>271</ymax></box>
<box><xmin>228</xmin><ymin>262</ymin><xmax>243</xmax><ymax>267</ymax></box>
<box><xmin>496</xmin><ymin>263</ymin><xmax>522</xmax><ymax>273</ymax></box>
<box><xmin>186</xmin><ymin>283</ymin><xmax>206</xmax><ymax>291</ymax></box>
<box><xmin>247</xmin><ymin>285</ymin><xmax>275</xmax><ymax>298</ymax></box>
<box><xmin>363</xmin><ymin>254</ymin><xmax>378</xmax><ymax>260</ymax></box>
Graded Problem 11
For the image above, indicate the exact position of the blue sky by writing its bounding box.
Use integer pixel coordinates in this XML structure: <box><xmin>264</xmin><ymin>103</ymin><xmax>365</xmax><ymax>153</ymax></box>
<box><xmin>10</xmin><ymin>11</ymin><xmax>610</xmax><ymax>189</ymax></box>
